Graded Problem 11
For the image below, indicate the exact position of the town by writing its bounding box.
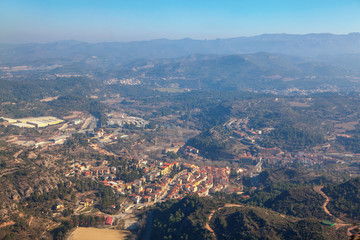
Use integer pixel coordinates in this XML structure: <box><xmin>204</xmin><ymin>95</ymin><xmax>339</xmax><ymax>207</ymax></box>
<box><xmin>2</xmin><ymin>110</ymin><xmax>357</xmax><ymax>216</ymax></box>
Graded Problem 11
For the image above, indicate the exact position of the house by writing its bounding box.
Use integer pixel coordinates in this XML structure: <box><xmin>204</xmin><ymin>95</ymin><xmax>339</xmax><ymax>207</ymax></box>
<box><xmin>117</xmin><ymin>186</ymin><xmax>125</xmax><ymax>193</ymax></box>
<box><xmin>132</xmin><ymin>195</ymin><xmax>141</xmax><ymax>204</ymax></box>
<box><xmin>198</xmin><ymin>188</ymin><xmax>209</xmax><ymax>197</ymax></box>
<box><xmin>134</xmin><ymin>185</ymin><xmax>143</xmax><ymax>194</ymax></box>
<box><xmin>80</xmin><ymin>199</ymin><xmax>93</xmax><ymax>207</ymax></box>
<box><xmin>134</xmin><ymin>179</ymin><xmax>142</xmax><ymax>186</ymax></box>
<box><xmin>186</xmin><ymin>146</ymin><xmax>199</xmax><ymax>154</ymax></box>
<box><xmin>105</xmin><ymin>216</ymin><xmax>113</xmax><ymax>225</ymax></box>
<box><xmin>54</xmin><ymin>203</ymin><xmax>64</xmax><ymax>211</ymax></box>
<box><xmin>90</xmin><ymin>166</ymin><xmax>110</xmax><ymax>176</ymax></box>
<box><xmin>145</xmin><ymin>187</ymin><xmax>153</xmax><ymax>195</ymax></box>
<box><xmin>143</xmin><ymin>196</ymin><xmax>152</xmax><ymax>202</ymax></box>
<box><xmin>161</xmin><ymin>165</ymin><xmax>171</xmax><ymax>176</ymax></box>
<box><xmin>110</xmin><ymin>166</ymin><xmax>117</xmax><ymax>174</ymax></box>
<box><xmin>146</xmin><ymin>173</ymin><xmax>154</xmax><ymax>182</ymax></box>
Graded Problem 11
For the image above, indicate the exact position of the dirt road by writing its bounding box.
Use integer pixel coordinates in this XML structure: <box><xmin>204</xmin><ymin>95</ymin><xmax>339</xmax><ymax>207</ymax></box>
<box><xmin>205</xmin><ymin>204</ymin><xmax>244</xmax><ymax>239</ymax></box>
<box><xmin>313</xmin><ymin>186</ymin><xmax>344</xmax><ymax>223</ymax></box>
<box><xmin>313</xmin><ymin>186</ymin><xmax>360</xmax><ymax>239</ymax></box>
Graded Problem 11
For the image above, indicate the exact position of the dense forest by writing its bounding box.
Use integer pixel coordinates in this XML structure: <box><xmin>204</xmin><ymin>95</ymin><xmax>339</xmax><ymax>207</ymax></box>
<box><xmin>151</xmin><ymin>196</ymin><xmax>220</xmax><ymax>240</ymax></box>
<box><xmin>149</xmin><ymin>194</ymin><xmax>346</xmax><ymax>240</ymax></box>
<box><xmin>210</xmin><ymin>207</ymin><xmax>344</xmax><ymax>240</ymax></box>
<box><xmin>264</xmin><ymin>187</ymin><xmax>328</xmax><ymax>219</ymax></box>
<box><xmin>260</xmin><ymin>124</ymin><xmax>325</xmax><ymax>150</ymax></box>
<box><xmin>186</xmin><ymin>126</ymin><xmax>232</xmax><ymax>160</ymax></box>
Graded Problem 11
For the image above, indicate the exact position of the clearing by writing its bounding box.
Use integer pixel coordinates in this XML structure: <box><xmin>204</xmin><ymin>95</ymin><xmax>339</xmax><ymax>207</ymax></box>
<box><xmin>67</xmin><ymin>227</ymin><xmax>130</xmax><ymax>240</ymax></box>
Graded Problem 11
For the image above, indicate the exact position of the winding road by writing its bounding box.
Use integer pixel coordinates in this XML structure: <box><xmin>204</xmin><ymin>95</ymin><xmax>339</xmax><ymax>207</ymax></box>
<box><xmin>313</xmin><ymin>185</ymin><xmax>344</xmax><ymax>223</ymax></box>
<box><xmin>313</xmin><ymin>186</ymin><xmax>359</xmax><ymax>239</ymax></box>
<box><xmin>205</xmin><ymin>204</ymin><xmax>244</xmax><ymax>240</ymax></box>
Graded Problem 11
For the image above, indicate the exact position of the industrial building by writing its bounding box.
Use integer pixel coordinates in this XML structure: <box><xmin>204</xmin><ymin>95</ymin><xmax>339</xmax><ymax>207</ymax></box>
<box><xmin>1</xmin><ymin>116</ymin><xmax>64</xmax><ymax>128</ymax></box>
<box><xmin>11</xmin><ymin>122</ymin><xmax>36</xmax><ymax>128</ymax></box>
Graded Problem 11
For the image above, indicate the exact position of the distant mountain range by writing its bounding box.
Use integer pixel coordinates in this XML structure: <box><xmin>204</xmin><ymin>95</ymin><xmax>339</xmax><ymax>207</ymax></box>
<box><xmin>1</xmin><ymin>33</ymin><xmax>360</xmax><ymax>92</ymax></box>
<box><xmin>116</xmin><ymin>53</ymin><xmax>360</xmax><ymax>91</ymax></box>
<box><xmin>1</xmin><ymin>33</ymin><xmax>360</xmax><ymax>66</ymax></box>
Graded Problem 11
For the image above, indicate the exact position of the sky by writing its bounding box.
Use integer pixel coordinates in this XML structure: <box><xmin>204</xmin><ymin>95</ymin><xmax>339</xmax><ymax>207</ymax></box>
<box><xmin>1</xmin><ymin>0</ymin><xmax>360</xmax><ymax>43</ymax></box>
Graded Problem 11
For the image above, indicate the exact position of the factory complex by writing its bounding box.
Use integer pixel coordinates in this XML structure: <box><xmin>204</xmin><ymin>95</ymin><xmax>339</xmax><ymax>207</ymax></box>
<box><xmin>1</xmin><ymin>116</ymin><xmax>64</xmax><ymax>128</ymax></box>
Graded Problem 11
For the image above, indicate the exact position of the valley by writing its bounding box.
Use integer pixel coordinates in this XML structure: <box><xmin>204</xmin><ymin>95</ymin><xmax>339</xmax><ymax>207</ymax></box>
<box><xmin>0</xmin><ymin>35</ymin><xmax>360</xmax><ymax>240</ymax></box>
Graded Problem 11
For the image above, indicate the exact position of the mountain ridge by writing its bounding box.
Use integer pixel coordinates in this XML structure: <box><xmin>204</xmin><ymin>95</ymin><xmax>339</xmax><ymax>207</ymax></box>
<box><xmin>2</xmin><ymin>33</ymin><xmax>360</xmax><ymax>66</ymax></box>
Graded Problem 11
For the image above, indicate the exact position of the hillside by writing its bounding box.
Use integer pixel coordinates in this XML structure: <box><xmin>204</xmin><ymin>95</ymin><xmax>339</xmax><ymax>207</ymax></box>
<box><xmin>0</xmin><ymin>139</ymin><xmax>122</xmax><ymax>239</ymax></box>
<box><xmin>264</xmin><ymin>186</ymin><xmax>329</xmax><ymax>219</ymax></box>
<box><xmin>257</xmin><ymin>168</ymin><xmax>328</xmax><ymax>186</ymax></box>
<box><xmin>125</xmin><ymin>53</ymin><xmax>356</xmax><ymax>91</ymax></box>
<box><xmin>210</xmin><ymin>206</ymin><xmax>345</xmax><ymax>240</ymax></box>
<box><xmin>241</xmin><ymin>169</ymin><xmax>334</xmax><ymax>219</ymax></box>
<box><xmin>150</xmin><ymin>196</ymin><xmax>220</xmax><ymax>240</ymax></box>
<box><xmin>149</xmin><ymin>195</ymin><xmax>346</xmax><ymax>240</ymax></box>
<box><xmin>323</xmin><ymin>177</ymin><xmax>360</xmax><ymax>221</ymax></box>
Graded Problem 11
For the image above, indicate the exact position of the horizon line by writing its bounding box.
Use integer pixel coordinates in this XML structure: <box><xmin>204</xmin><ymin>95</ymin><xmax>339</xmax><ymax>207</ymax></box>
<box><xmin>1</xmin><ymin>32</ymin><xmax>360</xmax><ymax>45</ymax></box>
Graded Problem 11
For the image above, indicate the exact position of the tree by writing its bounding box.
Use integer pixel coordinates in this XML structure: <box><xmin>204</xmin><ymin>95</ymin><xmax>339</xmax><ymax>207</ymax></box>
<box><xmin>166</xmin><ymin>151</ymin><xmax>178</xmax><ymax>159</ymax></box>
<box><xmin>0</xmin><ymin>161</ymin><xmax>6</xmax><ymax>168</ymax></box>
<box><xmin>71</xmin><ymin>193</ymin><xmax>76</xmax><ymax>201</ymax></box>
<box><xmin>230</xmin><ymin>168</ymin><xmax>238</xmax><ymax>179</ymax></box>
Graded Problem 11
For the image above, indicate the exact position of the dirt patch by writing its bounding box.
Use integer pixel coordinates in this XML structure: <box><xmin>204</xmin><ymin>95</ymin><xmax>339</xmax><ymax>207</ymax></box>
<box><xmin>0</xmin><ymin>220</ymin><xmax>15</xmax><ymax>228</ymax></box>
<box><xmin>27</xmin><ymin>151</ymin><xmax>37</xmax><ymax>159</ymax></box>
<box><xmin>67</xmin><ymin>227</ymin><xmax>131</xmax><ymax>240</ymax></box>
<box><xmin>288</xmin><ymin>101</ymin><xmax>311</xmax><ymax>107</ymax></box>
<box><xmin>62</xmin><ymin>111</ymin><xmax>85</xmax><ymax>120</ymax></box>
<box><xmin>334</xmin><ymin>121</ymin><xmax>358</xmax><ymax>134</ymax></box>
<box><xmin>40</xmin><ymin>96</ymin><xmax>59</xmax><ymax>102</ymax></box>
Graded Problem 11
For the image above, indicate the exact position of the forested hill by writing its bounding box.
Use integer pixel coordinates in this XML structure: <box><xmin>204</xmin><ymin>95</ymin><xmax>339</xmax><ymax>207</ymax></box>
<box><xmin>323</xmin><ymin>177</ymin><xmax>360</xmax><ymax>221</ymax></box>
<box><xmin>150</xmin><ymin>195</ymin><xmax>346</xmax><ymax>240</ymax></box>
<box><xmin>151</xmin><ymin>196</ymin><xmax>219</xmax><ymax>240</ymax></box>
<box><xmin>119</xmin><ymin>53</ymin><xmax>359</xmax><ymax>91</ymax></box>
<box><xmin>210</xmin><ymin>206</ymin><xmax>344</xmax><ymax>240</ymax></box>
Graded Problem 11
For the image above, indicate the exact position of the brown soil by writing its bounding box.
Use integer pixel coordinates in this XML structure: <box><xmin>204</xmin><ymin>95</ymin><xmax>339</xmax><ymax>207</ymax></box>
<box><xmin>67</xmin><ymin>227</ymin><xmax>130</xmax><ymax>240</ymax></box>
<box><xmin>0</xmin><ymin>221</ymin><xmax>15</xmax><ymax>228</ymax></box>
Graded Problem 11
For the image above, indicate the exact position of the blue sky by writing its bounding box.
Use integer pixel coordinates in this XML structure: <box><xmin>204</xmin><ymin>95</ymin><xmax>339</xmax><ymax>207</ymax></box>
<box><xmin>1</xmin><ymin>0</ymin><xmax>360</xmax><ymax>43</ymax></box>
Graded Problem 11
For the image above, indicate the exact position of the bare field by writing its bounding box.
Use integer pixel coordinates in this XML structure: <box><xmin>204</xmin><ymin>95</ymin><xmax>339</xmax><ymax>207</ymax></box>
<box><xmin>155</xmin><ymin>87</ymin><xmax>186</xmax><ymax>93</ymax></box>
<box><xmin>62</xmin><ymin>111</ymin><xmax>85</xmax><ymax>120</ymax></box>
<box><xmin>288</xmin><ymin>101</ymin><xmax>311</xmax><ymax>107</ymax></box>
<box><xmin>334</xmin><ymin>121</ymin><xmax>358</xmax><ymax>133</ymax></box>
<box><xmin>67</xmin><ymin>227</ymin><xmax>130</xmax><ymax>240</ymax></box>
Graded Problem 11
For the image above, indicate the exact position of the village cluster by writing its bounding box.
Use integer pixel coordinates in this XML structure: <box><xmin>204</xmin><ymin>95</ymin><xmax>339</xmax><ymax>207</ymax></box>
<box><xmin>70</xmin><ymin>158</ymin><xmax>231</xmax><ymax>207</ymax></box>
<box><xmin>225</xmin><ymin>117</ymin><xmax>348</xmax><ymax>168</ymax></box>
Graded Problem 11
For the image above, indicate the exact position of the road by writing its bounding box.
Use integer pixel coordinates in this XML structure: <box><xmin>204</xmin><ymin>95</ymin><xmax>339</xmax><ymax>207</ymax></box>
<box><xmin>205</xmin><ymin>204</ymin><xmax>244</xmax><ymax>240</ymax></box>
<box><xmin>0</xmin><ymin>168</ymin><xmax>19</xmax><ymax>178</ymax></box>
<box><xmin>313</xmin><ymin>186</ymin><xmax>359</xmax><ymax>240</ymax></box>
<box><xmin>313</xmin><ymin>185</ymin><xmax>344</xmax><ymax>223</ymax></box>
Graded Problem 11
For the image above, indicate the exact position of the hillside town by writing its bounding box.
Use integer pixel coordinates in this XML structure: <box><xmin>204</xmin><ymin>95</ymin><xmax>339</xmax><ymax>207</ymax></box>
<box><xmin>70</xmin><ymin>159</ymin><xmax>231</xmax><ymax>207</ymax></box>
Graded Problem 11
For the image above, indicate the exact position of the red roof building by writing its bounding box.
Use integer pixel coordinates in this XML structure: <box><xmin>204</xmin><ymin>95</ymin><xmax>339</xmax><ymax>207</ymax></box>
<box><xmin>105</xmin><ymin>216</ymin><xmax>113</xmax><ymax>225</ymax></box>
